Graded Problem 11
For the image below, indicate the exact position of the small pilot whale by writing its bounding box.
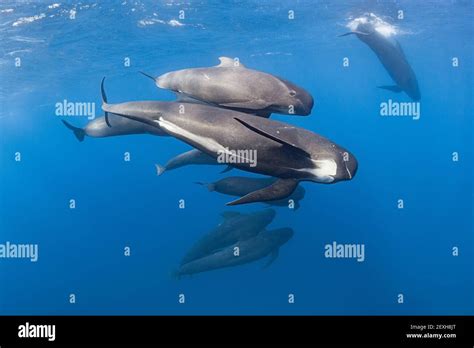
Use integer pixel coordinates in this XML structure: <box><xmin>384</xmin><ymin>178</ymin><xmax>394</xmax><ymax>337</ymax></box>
<box><xmin>175</xmin><ymin>228</ymin><xmax>294</xmax><ymax>277</ymax></box>
<box><xmin>155</xmin><ymin>148</ymin><xmax>226</xmax><ymax>176</ymax></box>
<box><xmin>196</xmin><ymin>176</ymin><xmax>306</xmax><ymax>209</ymax></box>
<box><xmin>140</xmin><ymin>56</ymin><xmax>314</xmax><ymax>117</ymax></box>
<box><xmin>100</xmin><ymin>78</ymin><xmax>357</xmax><ymax>206</ymax></box>
<box><xmin>340</xmin><ymin>15</ymin><xmax>420</xmax><ymax>101</ymax></box>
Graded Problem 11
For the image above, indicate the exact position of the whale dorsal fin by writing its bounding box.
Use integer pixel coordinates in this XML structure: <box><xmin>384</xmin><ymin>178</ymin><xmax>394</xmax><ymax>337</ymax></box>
<box><xmin>216</xmin><ymin>56</ymin><xmax>246</xmax><ymax>68</ymax></box>
<box><xmin>233</xmin><ymin>117</ymin><xmax>311</xmax><ymax>158</ymax></box>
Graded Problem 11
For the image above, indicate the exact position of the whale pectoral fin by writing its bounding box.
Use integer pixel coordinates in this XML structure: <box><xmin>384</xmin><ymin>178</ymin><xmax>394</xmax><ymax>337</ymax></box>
<box><xmin>220</xmin><ymin>165</ymin><xmax>233</xmax><ymax>174</ymax></box>
<box><xmin>233</xmin><ymin>117</ymin><xmax>311</xmax><ymax>158</ymax></box>
<box><xmin>263</xmin><ymin>248</ymin><xmax>279</xmax><ymax>269</ymax></box>
<box><xmin>378</xmin><ymin>85</ymin><xmax>403</xmax><ymax>93</ymax></box>
<box><xmin>226</xmin><ymin>178</ymin><xmax>299</xmax><ymax>206</ymax></box>
<box><xmin>216</xmin><ymin>56</ymin><xmax>246</xmax><ymax>68</ymax></box>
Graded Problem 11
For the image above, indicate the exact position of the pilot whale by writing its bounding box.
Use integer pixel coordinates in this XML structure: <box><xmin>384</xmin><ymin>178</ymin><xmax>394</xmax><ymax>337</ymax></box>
<box><xmin>341</xmin><ymin>17</ymin><xmax>420</xmax><ymax>101</ymax></box>
<box><xmin>176</xmin><ymin>228</ymin><xmax>294</xmax><ymax>277</ymax></box>
<box><xmin>180</xmin><ymin>209</ymin><xmax>276</xmax><ymax>266</ymax></box>
<box><xmin>100</xmin><ymin>79</ymin><xmax>358</xmax><ymax>206</ymax></box>
<box><xmin>155</xmin><ymin>148</ymin><xmax>223</xmax><ymax>176</ymax></box>
<box><xmin>140</xmin><ymin>56</ymin><xmax>314</xmax><ymax>117</ymax></box>
<box><xmin>196</xmin><ymin>176</ymin><xmax>306</xmax><ymax>209</ymax></box>
<box><xmin>62</xmin><ymin>113</ymin><xmax>166</xmax><ymax>142</ymax></box>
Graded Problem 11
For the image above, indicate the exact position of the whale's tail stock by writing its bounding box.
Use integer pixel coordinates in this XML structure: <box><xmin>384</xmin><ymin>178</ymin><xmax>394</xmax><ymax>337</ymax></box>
<box><xmin>62</xmin><ymin>120</ymin><xmax>85</xmax><ymax>142</ymax></box>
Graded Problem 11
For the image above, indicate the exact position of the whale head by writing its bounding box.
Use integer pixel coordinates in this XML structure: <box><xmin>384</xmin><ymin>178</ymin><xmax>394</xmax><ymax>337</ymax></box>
<box><xmin>273</xmin><ymin>78</ymin><xmax>314</xmax><ymax>116</ymax></box>
<box><xmin>267</xmin><ymin>228</ymin><xmax>294</xmax><ymax>247</ymax></box>
<box><xmin>247</xmin><ymin>208</ymin><xmax>277</xmax><ymax>228</ymax></box>
<box><xmin>303</xmin><ymin>142</ymin><xmax>358</xmax><ymax>184</ymax></box>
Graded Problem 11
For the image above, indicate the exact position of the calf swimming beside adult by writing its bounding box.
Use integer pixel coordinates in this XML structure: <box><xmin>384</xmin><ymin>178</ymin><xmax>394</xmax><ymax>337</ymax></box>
<box><xmin>176</xmin><ymin>228</ymin><xmax>294</xmax><ymax>277</ymax></box>
<box><xmin>141</xmin><ymin>57</ymin><xmax>314</xmax><ymax>117</ymax></box>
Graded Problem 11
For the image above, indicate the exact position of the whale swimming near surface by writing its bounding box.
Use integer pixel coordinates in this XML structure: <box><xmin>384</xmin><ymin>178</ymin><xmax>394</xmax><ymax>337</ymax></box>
<box><xmin>176</xmin><ymin>227</ymin><xmax>294</xmax><ymax>277</ymax></box>
<box><xmin>341</xmin><ymin>14</ymin><xmax>420</xmax><ymax>101</ymax></box>
<box><xmin>62</xmin><ymin>113</ymin><xmax>166</xmax><ymax>142</ymax></box>
<box><xmin>180</xmin><ymin>209</ymin><xmax>276</xmax><ymax>266</ymax></box>
<box><xmin>100</xmin><ymin>79</ymin><xmax>357</xmax><ymax>206</ymax></box>
<box><xmin>140</xmin><ymin>56</ymin><xmax>314</xmax><ymax>117</ymax></box>
<box><xmin>196</xmin><ymin>176</ymin><xmax>306</xmax><ymax>210</ymax></box>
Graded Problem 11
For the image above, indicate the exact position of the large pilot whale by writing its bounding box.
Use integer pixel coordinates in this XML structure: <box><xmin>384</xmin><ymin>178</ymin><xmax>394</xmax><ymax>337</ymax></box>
<box><xmin>62</xmin><ymin>113</ymin><xmax>166</xmax><ymax>142</ymax></box>
<box><xmin>341</xmin><ymin>15</ymin><xmax>420</xmax><ymax>101</ymax></box>
<box><xmin>100</xmin><ymin>79</ymin><xmax>357</xmax><ymax>205</ymax></box>
<box><xmin>176</xmin><ymin>228</ymin><xmax>294</xmax><ymax>277</ymax></box>
<box><xmin>140</xmin><ymin>57</ymin><xmax>314</xmax><ymax>117</ymax></box>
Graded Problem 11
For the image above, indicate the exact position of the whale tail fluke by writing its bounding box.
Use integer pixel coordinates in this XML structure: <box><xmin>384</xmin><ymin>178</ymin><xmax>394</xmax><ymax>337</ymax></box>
<box><xmin>62</xmin><ymin>120</ymin><xmax>85</xmax><ymax>142</ymax></box>
<box><xmin>194</xmin><ymin>182</ymin><xmax>215</xmax><ymax>192</ymax></box>
<box><xmin>155</xmin><ymin>164</ymin><xmax>166</xmax><ymax>176</ymax></box>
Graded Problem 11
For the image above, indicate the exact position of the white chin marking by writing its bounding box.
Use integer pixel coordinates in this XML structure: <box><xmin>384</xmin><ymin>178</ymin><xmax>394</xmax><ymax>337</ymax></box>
<box><xmin>296</xmin><ymin>159</ymin><xmax>337</xmax><ymax>183</ymax></box>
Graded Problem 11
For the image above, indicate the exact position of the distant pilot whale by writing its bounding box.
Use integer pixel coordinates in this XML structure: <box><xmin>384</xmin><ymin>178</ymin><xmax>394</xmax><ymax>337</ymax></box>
<box><xmin>141</xmin><ymin>56</ymin><xmax>314</xmax><ymax>117</ymax></box>
<box><xmin>341</xmin><ymin>17</ymin><xmax>420</xmax><ymax>101</ymax></box>
<box><xmin>176</xmin><ymin>228</ymin><xmax>294</xmax><ymax>277</ymax></box>
<box><xmin>100</xmin><ymin>79</ymin><xmax>357</xmax><ymax>206</ymax></box>
<box><xmin>180</xmin><ymin>209</ymin><xmax>276</xmax><ymax>266</ymax></box>
<box><xmin>62</xmin><ymin>113</ymin><xmax>166</xmax><ymax>142</ymax></box>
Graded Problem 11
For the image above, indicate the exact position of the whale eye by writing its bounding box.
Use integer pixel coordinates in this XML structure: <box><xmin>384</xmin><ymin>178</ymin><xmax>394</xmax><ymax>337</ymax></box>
<box><xmin>289</xmin><ymin>90</ymin><xmax>297</xmax><ymax>97</ymax></box>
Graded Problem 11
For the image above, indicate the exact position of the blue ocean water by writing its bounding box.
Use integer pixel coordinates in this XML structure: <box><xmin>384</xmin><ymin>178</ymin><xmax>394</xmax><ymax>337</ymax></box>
<box><xmin>0</xmin><ymin>0</ymin><xmax>472</xmax><ymax>315</ymax></box>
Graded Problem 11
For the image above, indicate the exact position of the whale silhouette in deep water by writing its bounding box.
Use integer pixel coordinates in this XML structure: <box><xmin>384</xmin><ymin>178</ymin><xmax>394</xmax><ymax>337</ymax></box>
<box><xmin>341</xmin><ymin>19</ymin><xmax>421</xmax><ymax>101</ymax></box>
<box><xmin>196</xmin><ymin>176</ymin><xmax>306</xmax><ymax>210</ymax></box>
<box><xmin>100</xmin><ymin>79</ymin><xmax>358</xmax><ymax>206</ymax></box>
<box><xmin>180</xmin><ymin>209</ymin><xmax>276</xmax><ymax>266</ymax></box>
<box><xmin>140</xmin><ymin>56</ymin><xmax>314</xmax><ymax>117</ymax></box>
<box><xmin>176</xmin><ymin>227</ymin><xmax>294</xmax><ymax>277</ymax></box>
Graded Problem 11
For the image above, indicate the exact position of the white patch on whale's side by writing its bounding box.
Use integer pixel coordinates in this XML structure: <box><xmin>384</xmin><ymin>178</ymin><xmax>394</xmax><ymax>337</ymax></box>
<box><xmin>156</xmin><ymin>117</ymin><xmax>247</xmax><ymax>163</ymax></box>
